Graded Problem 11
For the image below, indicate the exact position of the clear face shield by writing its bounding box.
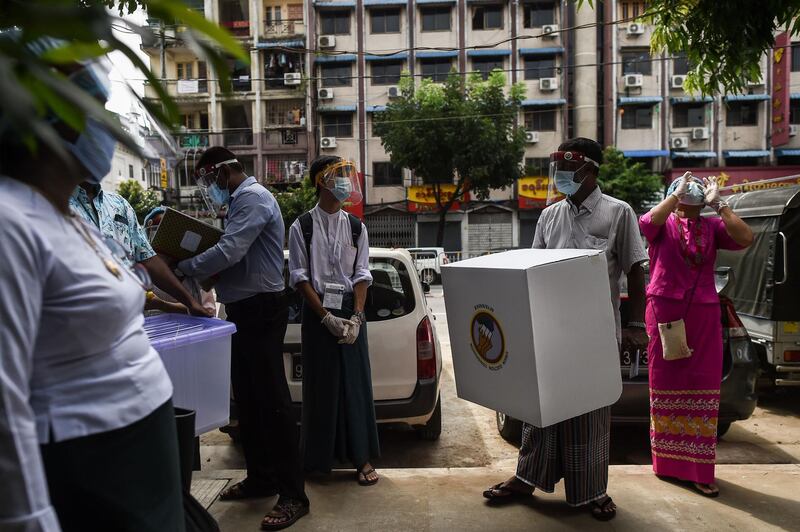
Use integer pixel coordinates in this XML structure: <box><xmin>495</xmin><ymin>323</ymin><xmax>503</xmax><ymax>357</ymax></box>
<box><xmin>194</xmin><ymin>158</ymin><xmax>239</xmax><ymax>211</ymax></box>
<box><xmin>316</xmin><ymin>159</ymin><xmax>363</xmax><ymax>205</ymax></box>
<box><xmin>545</xmin><ymin>150</ymin><xmax>601</xmax><ymax>206</ymax></box>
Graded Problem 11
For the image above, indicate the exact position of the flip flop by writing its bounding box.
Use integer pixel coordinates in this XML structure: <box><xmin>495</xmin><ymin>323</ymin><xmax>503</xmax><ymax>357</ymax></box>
<box><xmin>260</xmin><ymin>498</ymin><xmax>309</xmax><ymax>531</ymax></box>
<box><xmin>219</xmin><ymin>480</ymin><xmax>277</xmax><ymax>501</ymax></box>
<box><xmin>357</xmin><ymin>468</ymin><xmax>379</xmax><ymax>486</ymax></box>
<box><xmin>590</xmin><ymin>496</ymin><xmax>617</xmax><ymax>521</ymax></box>
<box><xmin>691</xmin><ymin>483</ymin><xmax>720</xmax><ymax>498</ymax></box>
<box><xmin>482</xmin><ymin>483</ymin><xmax>533</xmax><ymax>503</ymax></box>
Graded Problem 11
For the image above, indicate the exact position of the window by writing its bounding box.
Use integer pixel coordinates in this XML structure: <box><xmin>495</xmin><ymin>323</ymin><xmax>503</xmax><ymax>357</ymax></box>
<box><xmin>525</xmin><ymin>157</ymin><xmax>549</xmax><ymax>176</ymax></box>
<box><xmin>791</xmin><ymin>99</ymin><xmax>800</xmax><ymax>124</ymax></box>
<box><xmin>421</xmin><ymin>58</ymin><xmax>452</xmax><ymax>82</ymax></box>
<box><xmin>523</xmin><ymin>2</ymin><xmax>555</xmax><ymax>28</ymax></box>
<box><xmin>421</xmin><ymin>6</ymin><xmax>450</xmax><ymax>31</ymax></box>
<box><xmin>321</xmin><ymin>64</ymin><xmax>352</xmax><ymax>87</ymax></box>
<box><xmin>372</xmin><ymin>61</ymin><xmax>403</xmax><ymax>85</ymax></box>
<box><xmin>128</xmin><ymin>165</ymin><xmax>134</xmax><ymax>179</ymax></box>
<box><xmin>177</xmin><ymin>62</ymin><xmax>194</xmax><ymax>79</ymax></box>
<box><xmin>524</xmin><ymin>107</ymin><xmax>557</xmax><ymax>131</ymax></box>
<box><xmin>320</xmin><ymin>10</ymin><xmax>350</xmax><ymax>34</ymax></box>
<box><xmin>266</xmin><ymin>100</ymin><xmax>305</xmax><ymax>126</ymax></box>
<box><xmin>371</xmin><ymin>9</ymin><xmax>400</xmax><ymax>34</ymax></box>
<box><xmin>793</xmin><ymin>43</ymin><xmax>800</xmax><ymax>72</ymax></box>
<box><xmin>524</xmin><ymin>57</ymin><xmax>556</xmax><ymax>80</ymax></box>
<box><xmin>141</xmin><ymin>168</ymin><xmax>145</xmax><ymax>182</ymax></box>
<box><xmin>672</xmin><ymin>104</ymin><xmax>705</xmax><ymax>128</ymax></box>
<box><xmin>726</xmin><ymin>102</ymin><xmax>759</xmax><ymax>127</ymax></box>
<box><xmin>472</xmin><ymin>57</ymin><xmax>504</xmax><ymax>80</ymax></box>
<box><xmin>323</xmin><ymin>113</ymin><xmax>353</xmax><ymax>137</ymax></box>
<box><xmin>621</xmin><ymin>49</ymin><xmax>652</xmax><ymax>75</ymax></box>
<box><xmin>373</xmin><ymin>162</ymin><xmax>403</xmax><ymax>186</ymax></box>
<box><xmin>472</xmin><ymin>6</ymin><xmax>503</xmax><ymax>30</ymax></box>
<box><xmin>620</xmin><ymin>1</ymin><xmax>647</xmax><ymax>20</ymax></box>
<box><xmin>673</xmin><ymin>53</ymin><xmax>690</xmax><ymax>76</ymax></box>
<box><xmin>621</xmin><ymin>105</ymin><xmax>653</xmax><ymax>129</ymax></box>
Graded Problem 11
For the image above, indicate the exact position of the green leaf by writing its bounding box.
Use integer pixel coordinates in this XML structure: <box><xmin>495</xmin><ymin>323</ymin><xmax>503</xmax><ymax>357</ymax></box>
<box><xmin>39</xmin><ymin>41</ymin><xmax>109</xmax><ymax>64</ymax></box>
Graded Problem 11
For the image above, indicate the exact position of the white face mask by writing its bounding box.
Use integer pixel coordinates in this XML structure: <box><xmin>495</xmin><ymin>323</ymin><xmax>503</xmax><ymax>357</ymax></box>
<box><xmin>64</xmin><ymin>118</ymin><xmax>117</xmax><ymax>184</ymax></box>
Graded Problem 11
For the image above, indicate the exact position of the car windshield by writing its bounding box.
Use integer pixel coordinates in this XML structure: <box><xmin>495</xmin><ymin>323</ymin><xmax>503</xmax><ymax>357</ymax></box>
<box><xmin>283</xmin><ymin>256</ymin><xmax>416</xmax><ymax>324</ymax></box>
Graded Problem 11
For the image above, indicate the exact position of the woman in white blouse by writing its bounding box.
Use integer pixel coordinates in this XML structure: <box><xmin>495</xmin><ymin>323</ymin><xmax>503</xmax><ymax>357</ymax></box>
<box><xmin>0</xmin><ymin>54</ymin><xmax>184</xmax><ymax>531</ymax></box>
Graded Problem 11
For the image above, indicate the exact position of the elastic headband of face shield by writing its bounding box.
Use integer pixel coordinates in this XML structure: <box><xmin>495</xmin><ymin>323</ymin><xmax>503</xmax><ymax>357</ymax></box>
<box><xmin>314</xmin><ymin>159</ymin><xmax>363</xmax><ymax>205</ymax></box>
<box><xmin>549</xmin><ymin>151</ymin><xmax>601</xmax><ymax>168</ymax></box>
<box><xmin>194</xmin><ymin>158</ymin><xmax>239</xmax><ymax>187</ymax></box>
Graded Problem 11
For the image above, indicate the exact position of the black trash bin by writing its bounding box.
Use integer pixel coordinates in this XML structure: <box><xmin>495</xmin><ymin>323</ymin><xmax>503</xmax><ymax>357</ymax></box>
<box><xmin>174</xmin><ymin>407</ymin><xmax>196</xmax><ymax>492</ymax></box>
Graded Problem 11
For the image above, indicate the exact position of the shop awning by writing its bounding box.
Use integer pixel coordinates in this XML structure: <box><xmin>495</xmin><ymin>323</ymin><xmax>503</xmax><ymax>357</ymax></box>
<box><xmin>618</xmin><ymin>96</ymin><xmax>663</xmax><ymax>105</ymax></box>
<box><xmin>671</xmin><ymin>151</ymin><xmax>717</xmax><ymax>159</ymax></box>
<box><xmin>723</xmin><ymin>149</ymin><xmax>770</xmax><ymax>158</ymax></box>
<box><xmin>791</xmin><ymin>93</ymin><xmax>800</xmax><ymax>100</ymax></box>
<box><xmin>256</xmin><ymin>39</ymin><xmax>304</xmax><ymax>50</ymax></box>
<box><xmin>723</xmin><ymin>94</ymin><xmax>771</xmax><ymax>102</ymax></box>
<box><xmin>314</xmin><ymin>54</ymin><xmax>357</xmax><ymax>64</ymax></box>
<box><xmin>521</xmin><ymin>98</ymin><xmax>566</xmax><ymax>107</ymax></box>
<box><xmin>466</xmin><ymin>49</ymin><xmax>512</xmax><ymax>57</ymax></box>
<box><xmin>519</xmin><ymin>47</ymin><xmax>564</xmax><ymax>57</ymax></box>
<box><xmin>364</xmin><ymin>52</ymin><xmax>408</xmax><ymax>62</ymax></box>
<box><xmin>622</xmin><ymin>149</ymin><xmax>669</xmax><ymax>158</ymax></box>
<box><xmin>417</xmin><ymin>0</ymin><xmax>456</xmax><ymax>4</ymax></box>
<box><xmin>416</xmin><ymin>50</ymin><xmax>458</xmax><ymax>59</ymax></box>
<box><xmin>670</xmin><ymin>96</ymin><xmax>714</xmax><ymax>104</ymax></box>
<box><xmin>364</xmin><ymin>0</ymin><xmax>407</xmax><ymax>6</ymax></box>
<box><xmin>313</xmin><ymin>0</ymin><xmax>355</xmax><ymax>7</ymax></box>
<box><xmin>775</xmin><ymin>148</ymin><xmax>800</xmax><ymax>157</ymax></box>
<box><xmin>366</xmin><ymin>105</ymin><xmax>387</xmax><ymax>113</ymax></box>
<box><xmin>318</xmin><ymin>105</ymin><xmax>357</xmax><ymax>112</ymax></box>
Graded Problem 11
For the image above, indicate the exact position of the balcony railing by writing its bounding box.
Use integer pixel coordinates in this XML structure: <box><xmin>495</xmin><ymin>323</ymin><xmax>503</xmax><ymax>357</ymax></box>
<box><xmin>223</xmin><ymin>130</ymin><xmax>255</xmax><ymax>146</ymax></box>
<box><xmin>175</xmin><ymin>79</ymin><xmax>209</xmax><ymax>95</ymax></box>
<box><xmin>221</xmin><ymin>19</ymin><xmax>251</xmax><ymax>37</ymax></box>
<box><xmin>264</xmin><ymin>158</ymin><xmax>308</xmax><ymax>185</ymax></box>
<box><xmin>263</xmin><ymin>18</ymin><xmax>306</xmax><ymax>38</ymax></box>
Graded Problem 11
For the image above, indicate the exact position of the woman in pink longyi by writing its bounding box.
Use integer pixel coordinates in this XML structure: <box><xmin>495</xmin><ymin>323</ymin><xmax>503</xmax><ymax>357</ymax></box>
<box><xmin>639</xmin><ymin>173</ymin><xmax>753</xmax><ymax>497</ymax></box>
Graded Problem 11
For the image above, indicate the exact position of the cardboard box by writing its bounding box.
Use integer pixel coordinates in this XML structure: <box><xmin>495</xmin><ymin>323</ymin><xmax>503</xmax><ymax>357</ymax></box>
<box><xmin>151</xmin><ymin>208</ymin><xmax>223</xmax><ymax>261</ymax></box>
<box><xmin>441</xmin><ymin>249</ymin><xmax>622</xmax><ymax>428</ymax></box>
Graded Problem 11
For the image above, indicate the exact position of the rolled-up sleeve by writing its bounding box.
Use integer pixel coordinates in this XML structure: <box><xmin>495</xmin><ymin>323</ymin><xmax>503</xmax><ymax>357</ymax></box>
<box><xmin>638</xmin><ymin>211</ymin><xmax>664</xmax><ymax>244</ymax></box>
<box><xmin>288</xmin><ymin>220</ymin><xmax>310</xmax><ymax>289</ymax></box>
<box><xmin>616</xmin><ymin>204</ymin><xmax>649</xmax><ymax>274</ymax></box>
<box><xmin>351</xmin><ymin>224</ymin><xmax>372</xmax><ymax>286</ymax></box>
<box><xmin>0</xmin><ymin>214</ymin><xmax>62</xmax><ymax>532</ymax></box>
<box><xmin>179</xmin><ymin>192</ymin><xmax>269</xmax><ymax>279</ymax></box>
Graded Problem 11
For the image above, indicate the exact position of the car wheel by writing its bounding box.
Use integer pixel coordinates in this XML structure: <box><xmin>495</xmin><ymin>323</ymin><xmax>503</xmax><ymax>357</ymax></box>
<box><xmin>496</xmin><ymin>411</ymin><xmax>522</xmax><ymax>444</ymax></box>
<box><xmin>421</xmin><ymin>269</ymin><xmax>436</xmax><ymax>285</ymax></box>
<box><xmin>416</xmin><ymin>397</ymin><xmax>442</xmax><ymax>441</ymax></box>
<box><xmin>717</xmin><ymin>422</ymin><xmax>732</xmax><ymax>440</ymax></box>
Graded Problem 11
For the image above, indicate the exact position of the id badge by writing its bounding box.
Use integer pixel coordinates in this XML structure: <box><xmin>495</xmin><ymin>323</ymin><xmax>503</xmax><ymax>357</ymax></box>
<box><xmin>322</xmin><ymin>282</ymin><xmax>345</xmax><ymax>310</ymax></box>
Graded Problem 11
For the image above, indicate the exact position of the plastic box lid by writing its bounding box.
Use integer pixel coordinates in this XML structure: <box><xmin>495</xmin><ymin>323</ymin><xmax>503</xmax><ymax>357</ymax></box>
<box><xmin>144</xmin><ymin>314</ymin><xmax>237</xmax><ymax>352</ymax></box>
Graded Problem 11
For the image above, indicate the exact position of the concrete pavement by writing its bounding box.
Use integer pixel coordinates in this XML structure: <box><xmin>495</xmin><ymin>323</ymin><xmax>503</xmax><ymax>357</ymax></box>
<box><xmin>200</xmin><ymin>464</ymin><xmax>800</xmax><ymax>531</ymax></box>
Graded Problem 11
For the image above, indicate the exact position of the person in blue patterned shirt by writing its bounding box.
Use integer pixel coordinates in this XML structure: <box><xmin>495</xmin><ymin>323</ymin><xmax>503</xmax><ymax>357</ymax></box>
<box><xmin>70</xmin><ymin>182</ymin><xmax>211</xmax><ymax>316</ymax></box>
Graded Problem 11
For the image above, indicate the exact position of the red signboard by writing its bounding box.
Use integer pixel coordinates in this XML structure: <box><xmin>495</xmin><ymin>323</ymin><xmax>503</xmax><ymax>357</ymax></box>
<box><xmin>772</xmin><ymin>32</ymin><xmax>791</xmax><ymax>147</ymax></box>
<box><xmin>668</xmin><ymin>166</ymin><xmax>800</xmax><ymax>195</ymax></box>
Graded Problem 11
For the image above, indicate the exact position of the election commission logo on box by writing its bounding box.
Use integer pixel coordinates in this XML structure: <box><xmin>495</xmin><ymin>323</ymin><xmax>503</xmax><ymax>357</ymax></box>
<box><xmin>470</xmin><ymin>305</ymin><xmax>507</xmax><ymax>370</ymax></box>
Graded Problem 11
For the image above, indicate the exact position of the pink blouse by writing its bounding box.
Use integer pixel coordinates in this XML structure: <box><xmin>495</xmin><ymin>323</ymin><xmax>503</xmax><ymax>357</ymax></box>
<box><xmin>639</xmin><ymin>212</ymin><xmax>744</xmax><ymax>304</ymax></box>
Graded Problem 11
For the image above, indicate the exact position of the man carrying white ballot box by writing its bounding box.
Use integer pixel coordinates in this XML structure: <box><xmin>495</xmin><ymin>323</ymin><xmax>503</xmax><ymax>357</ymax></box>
<box><xmin>483</xmin><ymin>138</ymin><xmax>648</xmax><ymax>521</ymax></box>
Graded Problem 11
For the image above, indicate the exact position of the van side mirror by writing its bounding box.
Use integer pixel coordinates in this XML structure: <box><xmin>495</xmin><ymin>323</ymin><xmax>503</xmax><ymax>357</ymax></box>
<box><xmin>422</xmin><ymin>281</ymin><xmax>431</xmax><ymax>294</ymax></box>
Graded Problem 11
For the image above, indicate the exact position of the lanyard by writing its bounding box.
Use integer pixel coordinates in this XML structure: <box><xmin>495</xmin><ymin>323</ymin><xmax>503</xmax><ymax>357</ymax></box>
<box><xmin>675</xmin><ymin>214</ymin><xmax>705</xmax><ymax>269</ymax></box>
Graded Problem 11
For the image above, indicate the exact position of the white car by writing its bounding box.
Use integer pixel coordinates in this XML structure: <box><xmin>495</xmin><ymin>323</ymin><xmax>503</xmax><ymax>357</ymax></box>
<box><xmin>407</xmin><ymin>247</ymin><xmax>449</xmax><ymax>285</ymax></box>
<box><xmin>281</xmin><ymin>248</ymin><xmax>443</xmax><ymax>439</ymax></box>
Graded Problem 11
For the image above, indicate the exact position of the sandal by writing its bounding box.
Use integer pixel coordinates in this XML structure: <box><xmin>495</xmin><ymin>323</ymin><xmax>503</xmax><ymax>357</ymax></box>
<box><xmin>357</xmin><ymin>467</ymin><xmax>379</xmax><ymax>486</ymax></box>
<box><xmin>482</xmin><ymin>482</ymin><xmax>533</xmax><ymax>504</ymax></box>
<box><xmin>260</xmin><ymin>498</ymin><xmax>309</xmax><ymax>531</ymax></box>
<box><xmin>590</xmin><ymin>496</ymin><xmax>617</xmax><ymax>521</ymax></box>
<box><xmin>219</xmin><ymin>480</ymin><xmax>277</xmax><ymax>501</ymax></box>
<box><xmin>691</xmin><ymin>483</ymin><xmax>720</xmax><ymax>498</ymax></box>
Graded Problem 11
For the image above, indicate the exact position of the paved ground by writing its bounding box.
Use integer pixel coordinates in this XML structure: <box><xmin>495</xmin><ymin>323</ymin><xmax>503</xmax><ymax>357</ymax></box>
<box><xmin>198</xmin><ymin>286</ymin><xmax>800</xmax><ymax>530</ymax></box>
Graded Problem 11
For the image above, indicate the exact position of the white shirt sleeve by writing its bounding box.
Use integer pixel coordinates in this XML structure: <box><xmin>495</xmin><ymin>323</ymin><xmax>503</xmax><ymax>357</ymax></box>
<box><xmin>288</xmin><ymin>220</ymin><xmax>310</xmax><ymax>289</ymax></box>
<box><xmin>0</xmin><ymin>212</ymin><xmax>62</xmax><ymax>532</ymax></box>
<box><xmin>351</xmin><ymin>223</ymin><xmax>372</xmax><ymax>287</ymax></box>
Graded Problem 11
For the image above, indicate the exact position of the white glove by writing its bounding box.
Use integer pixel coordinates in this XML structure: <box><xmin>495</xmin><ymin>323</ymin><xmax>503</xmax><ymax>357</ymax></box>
<box><xmin>671</xmin><ymin>171</ymin><xmax>691</xmax><ymax>200</ymax></box>
<box><xmin>338</xmin><ymin>314</ymin><xmax>362</xmax><ymax>345</ymax></box>
<box><xmin>321</xmin><ymin>312</ymin><xmax>353</xmax><ymax>339</ymax></box>
<box><xmin>703</xmin><ymin>176</ymin><xmax>723</xmax><ymax>211</ymax></box>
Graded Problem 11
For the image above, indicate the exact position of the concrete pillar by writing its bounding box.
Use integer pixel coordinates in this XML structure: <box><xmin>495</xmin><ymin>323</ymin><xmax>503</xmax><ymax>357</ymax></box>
<box><xmin>572</xmin><ymin>2</ymin><xmax>598</xmax><ymax>140</ymax></box>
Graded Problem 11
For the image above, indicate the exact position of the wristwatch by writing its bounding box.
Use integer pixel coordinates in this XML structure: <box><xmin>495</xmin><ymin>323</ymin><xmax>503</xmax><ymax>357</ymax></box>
<box><xmin>715</xmin><ymin>200</ymin><xmax>730</xmax><ymax>213</ymax></box>
<box><xmin>354</xmin><ymin>310</ymin><xmax>366</xmax><ymax>323</ymax></box>
<box><xmin>627</xmin><ymin>321</ymin><xmax>646</xmax><ymax>329</ymax></box>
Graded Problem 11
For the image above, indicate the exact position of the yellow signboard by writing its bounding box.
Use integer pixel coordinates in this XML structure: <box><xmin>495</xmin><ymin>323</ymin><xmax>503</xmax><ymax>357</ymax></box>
<box><xmin>518</xmin><ymin>176</ymin><xmax>550</xmax><ymax>200</ymax></box>
<box><xmin>160</xmin><ymin>158</ymin><xmax>168</xmax><ymax>189</ymax></box>
<box><xmin>407</xmin><ymin>184</ymin><xmax>459</xmax><ymax>204</ymax></box>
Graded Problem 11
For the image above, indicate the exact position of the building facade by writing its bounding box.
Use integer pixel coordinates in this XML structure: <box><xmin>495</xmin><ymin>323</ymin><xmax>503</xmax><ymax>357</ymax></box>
<box><xmin>140</xmin><ymin>0</ymin><xmax>800</xmax><ymax>252</ymax></box>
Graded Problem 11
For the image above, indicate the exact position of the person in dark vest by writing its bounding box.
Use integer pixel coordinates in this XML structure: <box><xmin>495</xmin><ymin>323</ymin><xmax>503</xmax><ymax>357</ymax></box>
<box><xmin>287</xmin><ymin>155</ymin><xmax>380</xmax><ymax>486</ymax></box>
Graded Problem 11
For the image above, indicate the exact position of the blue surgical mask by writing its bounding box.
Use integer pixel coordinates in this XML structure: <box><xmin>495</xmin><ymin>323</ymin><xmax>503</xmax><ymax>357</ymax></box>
<box><xmin>64</xmin><ymin>118</ymin><xmax>117</xmax><ymax>184</ymax></box>
<box><xmin>554</xmin><ymin>170</ymin><xmax>582</xmax><ymax>196</ymax></box>
<box><xmin>332</xmin><ymin>178</ymin><xmax>352</xmax><ymax>202</ymax></box>
<box><xmin>208</xmin><ymin>182</ymin><xmax>230</xmax><ymax>207</ymax></box>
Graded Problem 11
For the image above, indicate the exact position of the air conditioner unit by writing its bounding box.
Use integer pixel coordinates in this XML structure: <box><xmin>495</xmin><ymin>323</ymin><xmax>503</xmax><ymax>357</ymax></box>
<box><xmin>539</xmin><ymin>77</ymin><xmax>559</xmax><ymax>91</ymax></box>
<box><xmin>671</xmin><ymin>136</ymin><xmax>689</xmax><ymax>149</ymax></box>
<box><xmin>283</xmin><ymin>72</ymin><xmax>302</xmax><ymax>86</ymax></box>
<box><xmin>318</xmin><ymin>35</ymin><xmax>336</xmax><ymax>48</ymax></box>
<box><xmin>541</xmin><ymin>24</ymin><xmax>559</xmax><ymax>38</ymax></box>
<box><xmin>525</xmin><ymin>131</ymin><xmax>539</xmax><ymax>143</ymax></box>
<box><xmin>670</xmin><ymin>75</ymin><xmax>686</xmax><ymax>90</ymax></box>
<box><xmin>791</xmin><ymin>124</ymin><xmax>799</xmax><ymax>137</ymax></box>
<box><xmin>318</xmin><ymin>88</ymin><xmax>334</xmax><ymax>100</ymax></box>
<box><xmin>320</xmin><ymin>137</ymin><xmax>337</xmax><ymax>149</ymax></box>
<box><xmin>692</xmin><ymin>127</ymin><xmax>709</xmax><ymax>140</ymax></box>
<box><xmin>627</xmin><ymin>23</ymin><xmax>645</xmax><ymax>35</ymax></box>
<box><xmin>387</xmin><ymin>86</ymin><xmax>400</xmax><ymax>99</ymax></box>
<box><xmin>625</xmin><ymin>74</ymin><xmax>644</xmax><ymax>88</ymax></box>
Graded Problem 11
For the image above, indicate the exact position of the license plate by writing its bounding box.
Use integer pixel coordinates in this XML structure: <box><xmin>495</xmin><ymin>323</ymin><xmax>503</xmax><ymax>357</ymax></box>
<box><xmin>291</xmin><ymin>354</ymin><xmax>303</xmax><ymax>381</ymax></box>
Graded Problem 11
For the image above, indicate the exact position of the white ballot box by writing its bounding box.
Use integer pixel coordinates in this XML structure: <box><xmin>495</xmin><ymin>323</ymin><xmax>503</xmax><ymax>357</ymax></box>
<box><xmin>441</xmin><ymin>249</ymin><xmax>622</xmax><ymax>428</ymax></box>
